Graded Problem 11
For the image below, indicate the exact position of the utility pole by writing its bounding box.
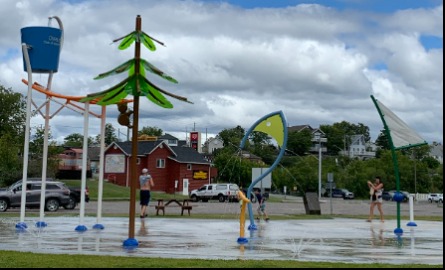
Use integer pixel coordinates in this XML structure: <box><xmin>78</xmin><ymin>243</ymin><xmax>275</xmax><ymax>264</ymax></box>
<box><xmin>315</xmin><ymin>131</ymin><xmax>327</xmax><ymax>200</ymax></box>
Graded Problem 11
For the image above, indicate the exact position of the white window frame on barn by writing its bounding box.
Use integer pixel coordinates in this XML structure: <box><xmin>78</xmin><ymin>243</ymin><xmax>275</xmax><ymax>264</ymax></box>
<box><xmin>156</xmin><ymin>159</ymin><xmax>165</xmax><ymax>168</ymax></box>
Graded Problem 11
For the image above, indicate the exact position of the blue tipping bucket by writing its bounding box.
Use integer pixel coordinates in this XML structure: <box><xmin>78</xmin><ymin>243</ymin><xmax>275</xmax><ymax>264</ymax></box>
<box><xmin>21</xmin><ymin>26</ymin><xmax>62</xmax><ymax>73</ymax></box>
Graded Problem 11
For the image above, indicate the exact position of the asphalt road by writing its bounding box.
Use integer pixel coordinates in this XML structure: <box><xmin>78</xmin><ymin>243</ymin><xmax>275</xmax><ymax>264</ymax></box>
<box><xmin>77</xmin><ymin>196</ymin><xmax>443</xmax><ymax>218</ymax></box>
<box><xmin>3</xmin><ymin>195</ymin><xmax>442</xmax><ymax>218</ymax></box>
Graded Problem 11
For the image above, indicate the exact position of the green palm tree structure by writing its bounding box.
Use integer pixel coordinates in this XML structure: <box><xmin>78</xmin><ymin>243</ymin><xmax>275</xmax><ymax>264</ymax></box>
<box><xmin>80</xmin><ymin>15</ymin><xmax>192</xmax><ymax>246</ymax></box>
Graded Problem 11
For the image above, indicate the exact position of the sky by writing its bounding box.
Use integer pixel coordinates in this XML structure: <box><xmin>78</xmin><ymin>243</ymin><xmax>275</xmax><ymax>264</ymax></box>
<box><xmin>0</xmin><ymin>0</ymin><xmax>443</xmax><ymax>145</ymax></box>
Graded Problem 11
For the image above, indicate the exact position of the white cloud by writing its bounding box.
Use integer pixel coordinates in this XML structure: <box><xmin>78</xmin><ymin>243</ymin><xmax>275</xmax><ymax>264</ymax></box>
<box><xmin>0</xmin><ymin>0</ymin><xmax>442</xmax><ymax>144</ymax></box>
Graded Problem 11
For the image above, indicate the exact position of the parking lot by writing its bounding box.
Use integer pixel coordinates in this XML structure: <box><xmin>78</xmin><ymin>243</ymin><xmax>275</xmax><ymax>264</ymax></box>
<box><xmin>2</xmin><ymin>195</ymin><xmax>443</xmax><ymax>218</ymax></box>
<box><xmin>78</xmin><ymin>195</ymin><xmax>444</xmax><ymax>218</ymax></box>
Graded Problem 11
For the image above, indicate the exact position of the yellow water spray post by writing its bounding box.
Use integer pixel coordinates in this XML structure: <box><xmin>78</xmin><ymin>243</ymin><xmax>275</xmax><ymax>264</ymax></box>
<box><xmin>237</xmin><ymin>190</ymin><xmax>252</xmax><ymax>243</ymax></box>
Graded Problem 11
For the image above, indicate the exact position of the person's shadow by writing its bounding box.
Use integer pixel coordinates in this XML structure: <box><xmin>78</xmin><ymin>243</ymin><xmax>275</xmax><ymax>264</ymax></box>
<box><xmin>370</xmin><ymin>223</ymin><xmax>385</xmax><ymax>247</ymax></box>
<box><xmin>138</xmin><ymin>219</ymin><xmax>148</xmax><ymax>237</ymax></box>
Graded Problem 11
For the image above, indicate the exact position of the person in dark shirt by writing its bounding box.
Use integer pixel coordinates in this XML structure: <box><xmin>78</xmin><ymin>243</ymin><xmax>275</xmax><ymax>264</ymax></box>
<box><xmin>255</xmin><ymin>189</ymin><xmax>269</xmax><ymax>222</ymax></box>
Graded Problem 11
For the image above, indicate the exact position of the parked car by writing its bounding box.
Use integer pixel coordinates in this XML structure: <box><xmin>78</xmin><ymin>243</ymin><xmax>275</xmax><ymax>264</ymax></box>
<box><xmin>382</xmin><ymin>191</ymin><xmax>392</xmax><ymax>201</ymax></box>
<box><xmin>428</xmin><ymin>193</ymin><xmax>443</xmax><ymax>203</ymax></box>
<box><xmin>189</xmin><ymin>183</ymin><xmax>240</xmax><ymax>202</ymax></box>
<box><xmin>0</xmin><ymin>179</ymin><xmax>71</xmax><ymax>212</ymax></box>
<box><xmin>324</xmin><ymin>188</ymin><xmax>354</xmax><ymax>199</ymax></box>
<box><xmin>3</xmin><ymin>178</ymin><xmax>89</xmax><ymax>210</ymax></box>
<box><xmin>386</xmin><ymin>190</ymin><xmax>410</xmax><ymax>202</ymax></box>
<box><xmin>63</xmin><ymin>186</ymin><xmax>90</xmax><ymax>210</ymax></box>
<box><xmin>340</xmin><ymin>188</ymin><xmax>355</xmax><ymax>199</ymax></box>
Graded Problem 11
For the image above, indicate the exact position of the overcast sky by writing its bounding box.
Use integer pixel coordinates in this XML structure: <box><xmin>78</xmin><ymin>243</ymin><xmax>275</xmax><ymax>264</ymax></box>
<box><xmin>0</xmin><ymin>0</ymin><xmax>442</xmax><ymax>145</ymax></box>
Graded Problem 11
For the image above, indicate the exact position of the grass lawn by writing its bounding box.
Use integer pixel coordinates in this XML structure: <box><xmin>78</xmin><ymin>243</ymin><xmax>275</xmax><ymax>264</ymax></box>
<box><xmin>61</xmin><ymin>179</ymin><xmax>190</xmax><ymax>201</ymax></box>
<box><xmin>0</xmin><ymin>250</ymin><xmax>441</xmax><ymax>268</ymax></box>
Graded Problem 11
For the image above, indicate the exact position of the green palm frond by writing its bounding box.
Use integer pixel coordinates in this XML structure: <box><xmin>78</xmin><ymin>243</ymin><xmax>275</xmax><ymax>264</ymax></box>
<box><xmin>139</xmin><ymin>77</ymin><xmax>173</xmax><ymax>108</ymax></box>
<box><xmin>94</xmin><ymin>59</ymin><xmax>135</xmax><ymax>80</ymax></box>
<box><xmin>115</xmin><ymin>31</ymin><xmax>138</xmax><ymax>50</ymax></box>
<box><xmin>142</xmin><ymin>77</ymin><xmax>192</xmax><ymax>104</ymax></box>
<box><xmin>128</xmin><ymin>62</ymin><xmax>147</xmax><ymax>77</ymax></box>
<box><xmin>141</xmin><ymin>59</ymin><xmax>178</xmax><ymax>83</ymax></box>
<box><xmin>79</xmin><ymin>77</ymin><xmax>131</xmax><ymax>104</ymax></box>
<box><xmin>113</xmin><ymin>31</ymin><xmax>165</xmax><ymax>51</ymax></box>
<box><xmin>139</xmin><ymin>32</ymin><xmax>156</xmax><ymax>51</ymax></box>
<box><xmin>141</xmin><ymin>31</ymin><xmax>165</xmax><ymax>47</ymax></box>
<box><xmin>97</xmin><ymin>86</ymin><xmax>128</xmax><ymax>105</ymax></box>
<box><xmin>122</xmin><ymin>74</ymin><xmax>137</xmax><ymax>95</ymax></box>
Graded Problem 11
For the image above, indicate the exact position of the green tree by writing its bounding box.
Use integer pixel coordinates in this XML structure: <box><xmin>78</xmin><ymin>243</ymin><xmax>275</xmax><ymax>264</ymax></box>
<box><xmin>0</xmin><ymin>84</ymin><xmax>26</xmax><ymax>147</ymax></box>
<box><xmin>64</xmin><ymin>133</ymin><xmax>93</xmax><ymax>147</ymax></box>
<box><xmin>95</xmin><ymin>123</ymin><xmax>119</xmax><ymax>145</ymax></box>
<box><xmin>0</xmin><ymin>133</ymin><xmax>22</xmax><ymax>186</ymax></box>
<box><xmin>138</xmin><ymin>126</ymin><xmax>163</xmax><ymax>136</ymax></box>
<box><xmin>287</xmin><ymin>129</ymin><xmax>312</xmax><ymax>156</ymax></box>
<box><xmin>28</xmin><ymin>126</ymin><xmax>63</xmax><ymax>178</ymax></box>
<box><xmin>216</xmin><ymin>126</ymin><xmax>245</xmax><ymax>150</ymax></box>
<box><xmin>248</xmin><ymin>131</ymin><xmax>277</xmax><ymax>165</ymax></box>
<box><xmin>213</xmin><ymin>147</ymin><xmax>256</xmax><ymax>188</ymax></box>
<box><xmin>375</xmin><ymin>130</ymin><xmax>390</xmax><ymax>151</ymax></box>
<box><xmin>321</xmin><ymin>121</ymin><xmax>371</xmax><ymax>156</ymax></box>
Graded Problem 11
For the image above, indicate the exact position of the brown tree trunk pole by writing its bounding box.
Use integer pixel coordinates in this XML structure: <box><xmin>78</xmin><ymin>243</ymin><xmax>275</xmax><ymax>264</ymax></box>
<box><xmin>128</xmin><ymin>15</ymin><xmax>142</xmax><ymax>240</ymax></box>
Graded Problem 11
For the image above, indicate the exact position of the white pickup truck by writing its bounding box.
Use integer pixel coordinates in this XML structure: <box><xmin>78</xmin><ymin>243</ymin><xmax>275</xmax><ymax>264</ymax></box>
<box><xmin>189</xmin><ymin>183</ymin><xmax>240</xmax><ymax>203</ymax></box>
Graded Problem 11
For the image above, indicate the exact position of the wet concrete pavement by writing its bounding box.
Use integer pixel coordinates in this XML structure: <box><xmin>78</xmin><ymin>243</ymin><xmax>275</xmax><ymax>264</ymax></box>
<box><xmin>0</xmin><ymin>198</ymin><xmax>443</xmax><ymax>266</ymax></box>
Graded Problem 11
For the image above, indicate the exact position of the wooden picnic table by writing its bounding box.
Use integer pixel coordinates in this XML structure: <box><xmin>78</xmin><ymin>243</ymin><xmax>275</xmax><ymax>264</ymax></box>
<box><xmin>155</xmin><ymin>199</ymin><xmax>193</xmax><ymax>216</ymax></box>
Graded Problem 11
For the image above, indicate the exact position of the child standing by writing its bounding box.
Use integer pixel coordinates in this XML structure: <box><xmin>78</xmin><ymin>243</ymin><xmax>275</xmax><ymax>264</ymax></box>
<box><xmin>255</xmin><ymin>189</ymin><xmax>269</xmax><ymax>222</ymax></box>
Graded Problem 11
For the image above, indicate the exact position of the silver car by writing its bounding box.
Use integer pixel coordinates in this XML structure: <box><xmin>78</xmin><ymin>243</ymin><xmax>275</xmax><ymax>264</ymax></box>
<box><xmin>0</xmin><ymin>179</ymin><xmax>71</xmax><ymax>212</ymax></box>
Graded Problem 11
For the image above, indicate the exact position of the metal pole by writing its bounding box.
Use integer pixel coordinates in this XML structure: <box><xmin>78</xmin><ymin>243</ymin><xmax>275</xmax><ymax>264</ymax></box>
<box><xmin>95</xmin><ymin>106</ymin><xmax>106</xmax><ymax>228</ymax></box>
<box><xmin>19</xmin><ymin>43</ymin><xmax>33</xmax><ymax>227</ymax></box>
<box><xmin>413</xmin><ymin>149</ymin><xmax>417</xmax><ymax>195</ymax></box>
<box><xmin>318</xmin><ymin>136</ymin><xmax>322</xmax><ymax>200</ymax></box>
<box><xmin>128</xmin><ymin>15</ymin><xmax>142</xmax><ymax>240</ymax></box>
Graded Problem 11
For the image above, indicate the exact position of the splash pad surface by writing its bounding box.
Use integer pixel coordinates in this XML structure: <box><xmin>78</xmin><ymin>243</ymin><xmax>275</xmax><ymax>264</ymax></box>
<box><xmin>0</xmin><ymin>217</ymin><xmax>442</xmax><ymax>265</ymax></box>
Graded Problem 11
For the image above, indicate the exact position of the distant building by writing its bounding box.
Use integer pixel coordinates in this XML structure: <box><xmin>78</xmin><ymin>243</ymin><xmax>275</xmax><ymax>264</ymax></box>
<box><xmin>287</xmin><ymin>125</ymin><xmax>327</xmax><ymax>154</ymax></box>
<box><xmin>103</xmin><ymin>138</ymin><xmax>217</xmax><ymax>194</ymax></box>
<box><xmin>57</xmin><ymin>147</ymin><xmax>92</xmax><ymax>179</ymax></box>
<box><xmin>203</xmin><ymin>137</ymin><xmax>224</xmax><ymax>154</ymax></box>
<box><xmin>346</xmin><ymin>135</ymin><xmax>376</xmax><ymax>160</ymax></box>
<box><xmin>430</xmin><ymin>142</ymin><xmax>443</xmax><ymax>164</ymax></box>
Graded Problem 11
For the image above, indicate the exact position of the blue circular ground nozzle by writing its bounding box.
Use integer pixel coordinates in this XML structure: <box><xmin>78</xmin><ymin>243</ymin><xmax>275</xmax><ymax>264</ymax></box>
<box><xmin>237</xmin><ymin>237</ymin><xmax>248</xmax><ymax>244</ymax></box>
<box><xmin>15</xmin><ymin>222</ymin><xmax>28</xmax><ymax>231</ymax></box>
<box><xmin>407</xmin><ymin>221</ymin><xmax>417</xmax><ymax>227</ymax></box>
<box><xmin>394</xmin><ymin>227</ymin><xmax>404</xmax><ymax>235</ymax></box>
<box><xmin>93</xmin><ymin>224</ymin><xmax>105</xmax><ymax>230</ymax></box>
<box><xmin>75</xmin><ymin>225</ymin><xmax>88</xmax><ymax>232</ymax></box>
<box><xmin>393</xmin><ymin>192</ymin><xmax>405</xmax><ymax>203</ymax></box>
<box><xmin>123</xmin><ymin>238</ymin><xmax>139</xmax><ymax>248</ymax></box>
<box><xmin>36</xmin><ymin>221</ymin><xmax>48</xmax><ymax>228</ymax></box>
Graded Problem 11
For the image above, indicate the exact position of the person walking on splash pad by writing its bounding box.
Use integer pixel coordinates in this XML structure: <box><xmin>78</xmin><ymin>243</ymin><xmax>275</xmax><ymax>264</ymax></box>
<box><xmin>367</xmin><ymin>176</ymin><xmax>384</xmax><ymax>222</ymax></box>
<box><xmin>255</xmin><ymin>189</ymin><xmax>269</xmax><ymax>222</ymax></box>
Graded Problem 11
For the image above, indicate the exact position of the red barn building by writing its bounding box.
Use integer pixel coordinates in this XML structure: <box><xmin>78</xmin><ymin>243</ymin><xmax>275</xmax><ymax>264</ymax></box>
<box><xmin>103</xmin><ymin>139</ymin><xmax>217</xmax><ymax>194</ymax></box>
<box><xmin>57</xmin><ymin>147</ymin><xmax>92</xmax><ymax>179</ymax></box>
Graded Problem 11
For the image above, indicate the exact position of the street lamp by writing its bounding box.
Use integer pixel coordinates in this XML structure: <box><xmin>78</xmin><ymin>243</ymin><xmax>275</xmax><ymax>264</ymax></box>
<box><xmin>315</xmin><ymin>132</ymin><xmax>327</xmax><ymax>200</ymax></box>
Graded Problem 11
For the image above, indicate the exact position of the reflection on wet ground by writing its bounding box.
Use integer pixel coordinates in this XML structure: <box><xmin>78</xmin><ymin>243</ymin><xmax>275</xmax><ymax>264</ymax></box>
<box><xmin>0</xmin><ymin>217</ymin><xmax>442</xmax><ymax>265</ymax></box>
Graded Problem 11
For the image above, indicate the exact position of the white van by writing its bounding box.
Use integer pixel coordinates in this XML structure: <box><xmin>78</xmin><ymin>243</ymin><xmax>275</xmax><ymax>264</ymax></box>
<box><xmin>189</xmin><ymin>183</ymin><xmax>240</xmax><ymax>203</ymax></box>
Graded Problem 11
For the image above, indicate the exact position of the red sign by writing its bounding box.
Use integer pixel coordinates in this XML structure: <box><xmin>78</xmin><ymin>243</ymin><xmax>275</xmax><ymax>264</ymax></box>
<box><xmin>190</xmin><ymin>132</ymin><xmax>199</xmax><ymax>142</ymax></box>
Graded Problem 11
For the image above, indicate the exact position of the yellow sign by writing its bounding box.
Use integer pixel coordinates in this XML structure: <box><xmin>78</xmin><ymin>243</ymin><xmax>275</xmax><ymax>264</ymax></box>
<box><xmin>193</xmin><ymin>170</ymin><xmax>208</xmax><ymax>180</ymax></box>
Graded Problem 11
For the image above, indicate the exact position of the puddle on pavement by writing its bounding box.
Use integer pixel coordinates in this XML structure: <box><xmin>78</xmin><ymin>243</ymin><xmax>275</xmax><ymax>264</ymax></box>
<box><xmin>0</xmin><ymin>217</ymin><xmax>442</xmax><ymax>265</ymax></box>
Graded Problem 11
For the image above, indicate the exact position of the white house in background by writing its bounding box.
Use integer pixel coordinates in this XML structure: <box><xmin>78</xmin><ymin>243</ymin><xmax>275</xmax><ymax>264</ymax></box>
<box><xmin>347</xmin><ymin>135</ymin><xmax>376</xmax><ymax>160</ymax></box>
<box><xmin>430</xmin><ymin>142</ymin><xmax>443</xmax><ymax>164</ymax></box>
<box><xmin>287</xmin><ymin>125</ymin><xmax>327</xmax><ymax>154</ymax></box>
<box><xmin>203</xmin><ymin>137</ymin><xmax>224</xmax><ymax>154</ymax></box>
